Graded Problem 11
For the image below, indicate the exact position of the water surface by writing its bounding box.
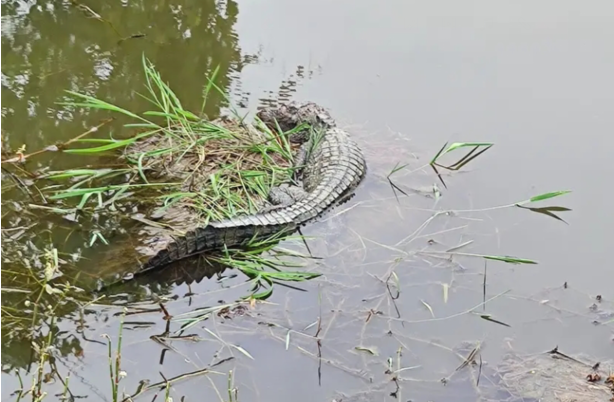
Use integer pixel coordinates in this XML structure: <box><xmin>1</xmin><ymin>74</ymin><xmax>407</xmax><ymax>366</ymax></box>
<box><xmin>2</xmin><ymin>1</ymin><xmax>613</xmax><ymax>401</ymax></box>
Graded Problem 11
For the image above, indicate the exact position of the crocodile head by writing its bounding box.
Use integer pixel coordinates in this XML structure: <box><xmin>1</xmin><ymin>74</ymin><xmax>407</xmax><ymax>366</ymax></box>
<box><xmin>256</xmin><ymin>102</ymin><xmax>336</xmax><ymax>144</ymax></box>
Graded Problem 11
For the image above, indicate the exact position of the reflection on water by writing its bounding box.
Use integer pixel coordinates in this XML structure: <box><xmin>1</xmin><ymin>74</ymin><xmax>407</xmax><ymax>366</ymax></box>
<box><xmin>2</xmin><ymin>0</ymin><xmax>614</xmax><ymax>401</ymax></box>
<box><xmin>2</xmin><ymin>0</ymin><xmax>249</xmax><ymax>375</ymax></box>
<box><xmin>2</xmin><ymin>0</ymin><xmax>246</xmax><ymax>151</ymax></box>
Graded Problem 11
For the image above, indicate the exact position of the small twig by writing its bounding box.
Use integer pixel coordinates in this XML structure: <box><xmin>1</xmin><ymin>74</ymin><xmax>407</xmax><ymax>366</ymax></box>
<box><xmin>1</xmin><ymin>167</ymin><xmax>36</xmax><ymax>201</ymax></box>
<box><xmin>455</xmin><ymin>344</ymin><xmax>481</xmax><ymax>372</ymax></box>
<box><xmin>121</xmin><ymin>367</ymin><xmax>211</xmax><ymax>402</ymax></box>
<box><xmin>383</xmin><ymin>290</ymin><xmax>510</xmax><ymax>324</ymax></box>
<box><xmin>482</xmin><ymin>260</ymin><xmax>487</xmax><ymax>310</ymax></box>
<box><xmin>159</xmin><ymin>303</ymin><xmax>172</xmax><ymax>320</ymax></box>
<box><xmin>1</xmin><ymin>118</ymin><xmax>114</xmax><ymax>164</ymax></box>
<box><xmin>476</xmin><ymin>354</ymin><xmax>483</xmax><ymax>386</ymax></box>
<box><xmin>385</xmin><ymin>272</ymin><xmax>402</xmax><ymax>321</ymax></box>
<box><xmin>547</xmin><ymin>346</ymin><xmax>591</xmax><ymax>367</ymax></box>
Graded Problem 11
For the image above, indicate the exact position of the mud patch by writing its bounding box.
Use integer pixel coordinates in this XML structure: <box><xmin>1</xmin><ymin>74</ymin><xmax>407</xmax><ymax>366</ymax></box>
<box><xmin>484</xmin><ymin>348</ymin><xmax>613</xmax><ymax>402</ymax></box>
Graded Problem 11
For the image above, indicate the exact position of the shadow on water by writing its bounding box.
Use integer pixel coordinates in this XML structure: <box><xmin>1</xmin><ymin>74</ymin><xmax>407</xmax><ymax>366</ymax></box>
<box><xmin>2</xmin><ymin>1</ymin><xmax>614</xmax><ymax>402</ymax></box>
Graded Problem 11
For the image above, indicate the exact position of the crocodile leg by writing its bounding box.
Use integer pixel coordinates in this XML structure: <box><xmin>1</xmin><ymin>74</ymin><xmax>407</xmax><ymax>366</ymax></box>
<box><xmin>291</xmin><ymin>141</ymin><xmax>309</xmax><ymax>181</ymax></box>
<box><xmin>260</xmin><ymin>183</ymin><xmax>308</xmax><ymax>213</ymax></box>
<box><xmin>260</xmin><ymin>140</ymin><xmax>311</xmax><ymax>213</ymax></box>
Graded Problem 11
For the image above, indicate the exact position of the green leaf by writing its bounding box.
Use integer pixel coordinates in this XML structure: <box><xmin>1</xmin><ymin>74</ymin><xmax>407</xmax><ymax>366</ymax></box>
<box><xmin>528</xmin><ymin>191</ymin><xmax>572</xmax><ymax>203</ymax></box>
<box><xmin>77</xmin><ymin>191</ymin><xmax>96</xmax><ymax>209</ymax></box>
<box><xmin>62</xmin><ymin>90</ymin><xmax>155</xmax><ymax>126</ymax></box>
<box><xmin>63</xmin><ymin>138</ymin><xmax>137</xmax><ymax>154</ymax></box>
<box><xmin>49</xmin><ymin>183</ymin><xmax>175</xmax><ymax>200</ymax></box>
<box><xmin>45</xmin><ymin>169</ymin><xmax>104</xmax><ymax>179</ymax></box>
<box><xmin>260</xmin><ymin>271</ymin><xmax>322</xmax><ymax>281</ymax></box>
<box><xmin>387</xmin><ymin>162</ymin><xmax>409</xmax><ymax>178</ymax></box>
<box><xmin>482</xmin><ymin>255</ymin><xmax>537</xmax><ymax>265</ymax></box>
<box><xmin>429</xmin><ymin>251</ymin><xmax>538</xmax><ymax>265</ymax></box>
<box><xmin>251</xmin><ymin>287</ymin><xmax>273</xmax><ymax>300</ymax></box>
<box><xmin>431</xmin><ymin>142</ymin><xmax>494</xmax><ymax>164</ymax></box>
<box><xmin>429</xmin><ymin>141</ymin><xmax>449</xmax><ymax>164</ymax></box>
<box><xmin>201</xmin><ymin>65</ymin><xmax>221</xmax><ymax>115</ymax></box>
<box><xmin>444</xmin><ymin>142</ymin><xmax>493</xmax><ymax>154</ymax></box>
<box><xmin>137</xmin><ymin>153</ymin><xmax>150</xmax><ymax>184</ymax></box>
<box><xmin>72</xmin><ymin>139</ymin><xmax>118</xmax><ymax>144</ymax></box>
<box><xmin>123</xmin><ymin>123</ymin><xmax>160</xmax><ymax>129</ymax></box>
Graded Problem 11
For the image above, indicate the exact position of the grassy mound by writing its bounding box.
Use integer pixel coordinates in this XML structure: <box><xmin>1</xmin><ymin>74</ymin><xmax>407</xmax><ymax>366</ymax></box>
<box><xmin>46</xmin><ymin>58</ymin><xmax>313</xmax><ymax>227</ymax></box>
<box><xmin>0</xmin><ymin>57</ymin><xmax>325</xmax><ymax>317</ymax></box>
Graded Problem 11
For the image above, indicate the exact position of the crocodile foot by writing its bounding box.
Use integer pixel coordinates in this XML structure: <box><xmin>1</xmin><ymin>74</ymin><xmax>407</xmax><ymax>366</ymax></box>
<box><xmin>259</xmin><ymin>183</ymin><xmax>307</xmax><ymax>213</ymax></box>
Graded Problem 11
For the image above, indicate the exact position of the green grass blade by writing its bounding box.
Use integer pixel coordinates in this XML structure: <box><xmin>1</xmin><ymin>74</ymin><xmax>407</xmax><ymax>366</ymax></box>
<box><xmin>430</xmin><ymin>142</ymin><xmax>493</xmax><ymax>164</ymax></box>
<box><xmin>529</xmin><ymin>191</ymin><xmax>572</xmax><ymax>203</ymax></box>
<box><xmin>429</xmin><ymin>142</ymin><xmax>449</xmax><ymax>164</ymax></box>
<box><xmin>387</xmin><ymin>162</ymin><xmax>409</xmax><ymax>178</ymax></box>
<box><xmin>201</xmin><ymin>65</ymin><xmax>221</xmax><ymax>115</ymax></box>
<box><xmin>137</xmin><ymin>153</ymin><xmax>150</xmax><ymax>184</ymax></box>
<box><xmin>45</xmin><ymin>169</ymin><xmax>106</xmax><ymax>179</ymax></box>
<box><xmin>482</xmin><ymin>255</ymin><xmax>537</xmax><ymax>265</ymax></box>
<box><xmin>48</xmin><ymin>183</ymin><xmax>176</xmax><ymax>200</ymax></box>
<box><xmin>61</xmin><ymin>91</ymin><xmax>155</xmax><ymax>126</ymax></box>
<box><xmin>63</xmin><ymin>133</ymin><xmax>153</xmax><ymax>154</ymax></box>
<box><xmin>444</xmin><ymin>142</ymin><xmax>494</xmax><ymax>155</ymax></box>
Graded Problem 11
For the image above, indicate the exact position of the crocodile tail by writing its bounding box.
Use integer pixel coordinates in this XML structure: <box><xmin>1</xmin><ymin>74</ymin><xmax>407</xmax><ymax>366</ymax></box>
<box><xmin>139</xmin><ymin>222</ymin><xmax>295</xmax><ymax>274</ymax></box>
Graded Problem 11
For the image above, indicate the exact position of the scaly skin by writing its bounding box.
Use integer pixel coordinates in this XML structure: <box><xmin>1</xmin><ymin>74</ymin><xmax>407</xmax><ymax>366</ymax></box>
<box><xmin>138</xmin><ymin>102</ymin><xmax>367</xmax><ymax>274</ymax></box>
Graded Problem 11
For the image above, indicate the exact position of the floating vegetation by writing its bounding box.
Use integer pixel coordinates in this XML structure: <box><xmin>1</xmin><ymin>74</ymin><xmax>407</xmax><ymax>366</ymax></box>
<box><xmin>385</xmin><ymin>140</ymin><xmax>572</xmax><ymax>269</ymax></box>
<box><xmin>480</xmin><ymin>346</ymin><xmax>614</xmax><ymax>402</ymax></box>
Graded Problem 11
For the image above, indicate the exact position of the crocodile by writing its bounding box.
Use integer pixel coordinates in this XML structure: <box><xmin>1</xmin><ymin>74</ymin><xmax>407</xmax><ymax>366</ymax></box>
<box><xmin>135</xmin><ymin>101</ymin><xmax>367</xmax><ymax>275</ymax></box>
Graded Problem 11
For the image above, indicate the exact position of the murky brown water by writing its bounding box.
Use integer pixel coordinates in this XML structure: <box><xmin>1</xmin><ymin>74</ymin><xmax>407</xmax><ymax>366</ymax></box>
<box><xmin>2</xmin><ymin>1</ymin><xmax>613</xmax><ymax>401</ymax></box>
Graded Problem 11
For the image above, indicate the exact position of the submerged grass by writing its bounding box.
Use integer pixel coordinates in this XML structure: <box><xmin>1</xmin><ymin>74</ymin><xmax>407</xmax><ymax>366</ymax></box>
<box><xmin>0</xmin><ymin>242</ymin><xmax>98</xmax><ymax>402</ymax></box>
<box><xmin>102</xmin><ymin>311</ymin><xmax>125</xmax><ymax>402</ymax></box>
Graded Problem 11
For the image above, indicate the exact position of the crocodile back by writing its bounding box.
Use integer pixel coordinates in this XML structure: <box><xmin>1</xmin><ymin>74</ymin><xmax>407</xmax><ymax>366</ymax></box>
<box><xmin>280</xmin><ymin>128</ymin><xmax>366</xmax><ymax>223</ymax></box>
